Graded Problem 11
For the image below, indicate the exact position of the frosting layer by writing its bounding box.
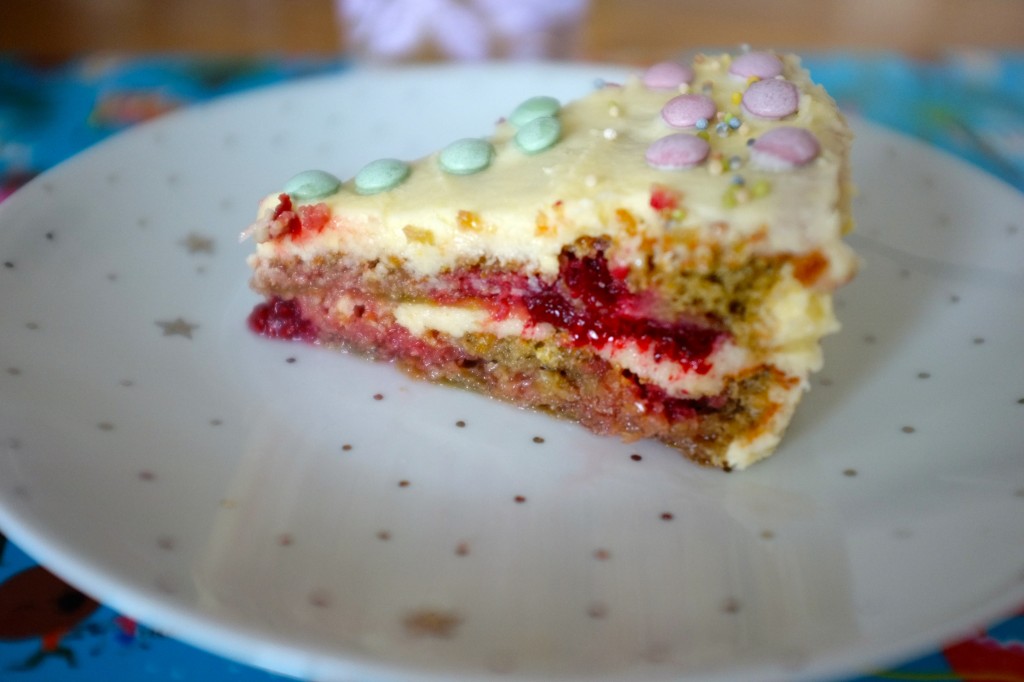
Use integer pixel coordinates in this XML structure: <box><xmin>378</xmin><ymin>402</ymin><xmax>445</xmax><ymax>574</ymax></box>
<box><xmin>251</xmin><ymin>53</ymin><xmax>856</xmax><ymax>290</ymax></box>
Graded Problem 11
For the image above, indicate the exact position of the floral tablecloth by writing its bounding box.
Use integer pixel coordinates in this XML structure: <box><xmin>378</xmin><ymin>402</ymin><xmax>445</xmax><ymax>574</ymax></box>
<box><xmin>1</xmin><ymin>51</ymin><xmax>1022</xmax><ymax>681</ymax></box>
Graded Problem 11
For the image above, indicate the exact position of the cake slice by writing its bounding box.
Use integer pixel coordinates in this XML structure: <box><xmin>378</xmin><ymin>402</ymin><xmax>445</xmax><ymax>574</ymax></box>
<box><xmin>244</xmin><ymin>51</ymin><xmax>857</xmax><ymax>470</ymax></box>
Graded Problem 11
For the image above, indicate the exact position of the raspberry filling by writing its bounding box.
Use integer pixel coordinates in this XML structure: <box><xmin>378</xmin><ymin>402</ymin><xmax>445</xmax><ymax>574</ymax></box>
<box><xmin>268</xmin><ymin>194</ymin><xmax>332</xmax><ymax>242</ymax></box>
<box><xmin>524</xmin><ymin>248</ymin><xmax>724</xmax><ymax>374</ymax></box>
<box><xmin>270</xmin><ymin>194</ymin><xmax>301</xmax><ymax>240</ymax></box>
<box><xmin>249</xmin><ymin>248</ymin><xmax>726</xmax><ymax>378</ymax></box>
<box><xmin>637</xmin><ymin>379</ymin><xmax>729</xmax><ymax>420</ymax></box>
<box><xmin>248</xmin><ymin>245</ymin><xmax>728</xmax><ymax>422</ymax></box>
<box><xmin>248</xmin><ymin>297</ymin><xmax>318</xmax><ymax>342</ymax></box>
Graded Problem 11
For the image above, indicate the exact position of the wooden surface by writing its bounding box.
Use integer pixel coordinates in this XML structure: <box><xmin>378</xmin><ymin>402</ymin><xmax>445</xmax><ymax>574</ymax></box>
<box><xmin>2</xmin><ymin>0</ymin><xmax>1023</xmax><ymax>60</ymax></box>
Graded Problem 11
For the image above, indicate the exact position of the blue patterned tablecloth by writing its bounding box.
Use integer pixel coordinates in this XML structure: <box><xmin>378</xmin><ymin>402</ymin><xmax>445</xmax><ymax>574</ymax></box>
<box><xmin>1</xmin><ymin>51</ymin><xmax>1022</xmax><ymax>681</ymax></box>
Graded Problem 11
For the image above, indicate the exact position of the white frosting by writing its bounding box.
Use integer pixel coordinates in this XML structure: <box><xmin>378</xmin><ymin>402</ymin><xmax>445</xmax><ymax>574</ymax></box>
<box><xmin>252</xmin><ymin>53</ymin><xmax>857</xmax><ymax>289</ymax></box>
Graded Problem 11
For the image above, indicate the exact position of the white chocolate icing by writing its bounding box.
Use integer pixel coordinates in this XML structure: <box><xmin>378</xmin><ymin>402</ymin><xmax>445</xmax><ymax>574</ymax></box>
<box><xmin>252</xmin><ymin>53</ymin><xmax>856</xmax><ymax>290</ymax></box>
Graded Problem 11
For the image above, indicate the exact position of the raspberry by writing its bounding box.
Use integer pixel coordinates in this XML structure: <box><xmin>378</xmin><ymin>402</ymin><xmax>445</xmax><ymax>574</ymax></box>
<box><xmin>247</xmin><ymin>297</ymin><xmax>318</xmax><ymax>342</ymax></box>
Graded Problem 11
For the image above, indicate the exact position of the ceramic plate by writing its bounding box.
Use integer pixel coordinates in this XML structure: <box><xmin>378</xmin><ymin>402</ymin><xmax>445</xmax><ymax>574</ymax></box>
<box><xmin>0</xmin><ymin>64</ymin><xmax>1022</xmax><ymax>682</ymax></box>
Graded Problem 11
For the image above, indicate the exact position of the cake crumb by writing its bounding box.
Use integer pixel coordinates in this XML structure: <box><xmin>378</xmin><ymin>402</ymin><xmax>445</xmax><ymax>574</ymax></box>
<box><xmin>403</xmin><ymin>609</ymin><xmax>462</xmax><ymax>638</ymax></box>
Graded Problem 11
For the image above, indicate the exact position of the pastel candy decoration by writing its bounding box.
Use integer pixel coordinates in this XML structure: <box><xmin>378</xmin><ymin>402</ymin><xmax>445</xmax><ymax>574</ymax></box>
<box><xmin>645</xmin><ymin>134</ymin><xmax>710</xmax><ymax>170</ymax></box>
<box><xmin>354</xmin><ymin>158</ymin><xmax>411</xmax><ymax>195</ymax></box>
<box><xmin>729</xmin><ymin>51</ymin><xmax>784</xmax><ymax>80</ymax></box>
<box><xmin>750</xmin><ymin>127</ymin><xmax>821</xmax><ymax>169</ymax></box>
<box><xmin>439</xmin><ymin>138</ymin><xmax>495</xmax><ymax>175</ymax></box>
<box><xmin>642</xmin><ymin>61</ymin><xmax>695</xmax><ymax>90</ymax></box>
<box><xmin>509</xmin><ymin>96</ymin><xmax>560</xmax><ymax>127</ymax></box>
<box><xmin>515</xmin><ymin>115</ymin><xmax>561</xmax><ymax>154</ymax></box>
<box><xmin>283</xmin><ymin>169</ymin><xmax>341</xmax><ymax>200</ymax></box>
<box><xmin>742</xmin><ymin>78</ymin><xmax>799</xmax><ymax>119</ymax></box>
<box><xmin>661</xmin><ymin>94</ymin><xmax>717</xmax><ymax>128</ymax></box>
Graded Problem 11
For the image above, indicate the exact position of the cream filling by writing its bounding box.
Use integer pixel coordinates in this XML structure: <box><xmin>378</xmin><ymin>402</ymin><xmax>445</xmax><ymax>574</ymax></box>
<box><xmin>385</xmin><ymin>262</ymin><xmax>839</xmax><ymax>403</ymax></box>
<box><xmin>392</xmin><ymin>300</ymin><xmax>743</xmax><ymax>397</ymax></box>
<box><xmin>389</xmin><ymin>303</ymin><xmax>790</xmax><ymax>399</ymax></box>
<box><xmin>596</xmin><ymin>338</ymin><xmax>748</xmax><ymax>398</ymax></box>
<box><xmin>392</xmin><ymin>302</ymin><xmax>528</xmax><ymax>339</ymax></box>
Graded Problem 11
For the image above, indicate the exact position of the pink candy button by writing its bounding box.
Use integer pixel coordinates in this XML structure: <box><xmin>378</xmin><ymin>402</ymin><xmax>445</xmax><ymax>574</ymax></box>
<box><xmin>742</xmin><ymin>78</ymin><xmax>799</xmax><ymax>119</ymax></box>
<box><xmin>729</xmin><ymin>51</ymin><xmax>784</xmax><ymax>80</ymax></box>
<box><xmin>750</xmin><ymin>127</ymin><xmax>821</xmax><ymax>169</ymax></box>
<box><xmin>645</xmin><ymin>134</ymin><xmax>710</xmax><ymax>170</ymax></box>
<box><xmin>642</xmin><ymin>61</ymin><xmax>695</xmax><ymax>90</ymax></box>
<box><xmin>661</xmin><ymin>94</ymin><xmax>717</xmax><ymax>128</ymax></box>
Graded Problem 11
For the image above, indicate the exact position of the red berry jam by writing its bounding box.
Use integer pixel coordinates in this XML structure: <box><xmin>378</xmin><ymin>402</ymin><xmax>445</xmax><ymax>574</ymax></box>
<box><xmin>247</xmin><ymin>297</ymin><xmax>318</xmax><ymax>343</ymax></box>
<box><xmin>638</xmin><ymin>380</ymin><xmax>728</xmax><ymax>420</ymax></box>
<box><xmin>267</xmin><ymin>194</ymin><xmax>332</xmax><ymax>242</ymax></box>
<box><xmin>649</xmin><ymin>185</ymin><xmax>680</xmax><ymax>213</ymax></box>
<box><xmin>524</xmin><ymin>248</ymin><xmax>723</xmax><ymax>374</ymax></box>
<box><xmin>270</xmin><ymin>194</ymin><xmax>302</xmax><ymax>240</ymax></box>
<box><xmin>299</xmin><ymin>204</ymin><xmax>331</xmax><ymax>237</ymax></box>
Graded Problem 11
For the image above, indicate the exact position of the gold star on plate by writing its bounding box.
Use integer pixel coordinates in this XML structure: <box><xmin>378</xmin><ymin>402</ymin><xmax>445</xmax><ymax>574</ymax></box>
<box><xmin>182</xmin><ymin>233</ymin><xmax>215</xmax><ymax>255</ymax></box>
<box><xmin>156</xmin><ymin>317</ymin><xmax>198</xmax><ymax>339</ymax></box>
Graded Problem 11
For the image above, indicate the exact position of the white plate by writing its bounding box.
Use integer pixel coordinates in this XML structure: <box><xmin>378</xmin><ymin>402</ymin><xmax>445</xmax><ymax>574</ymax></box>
<box><xmin>1</xmin><ymin>63</ymin><xmax>1023</xmax><ymax>682</ymax></box>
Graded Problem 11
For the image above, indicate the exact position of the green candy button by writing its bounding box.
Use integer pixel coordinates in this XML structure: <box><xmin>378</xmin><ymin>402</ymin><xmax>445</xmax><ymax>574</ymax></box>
<box><xmin>509</xmin><ymin>96</ymin><xmax>560</xmax><ymax>127</ymax></box>
<box><xmin>354</xmin><ymin>158</ymin><xmax>411</xmax><ymax>195</ymax></box>
<box><xmin>283</xmin><ymin>169</ymin><xmax>341</xmax><ymax>200</ymax></box>
<box><xmin>439</xmin><ymin>138</ymin><xmax>495</xmax><ymax>175</ymax></box>
<box><xmin>514</xmin><ymin>116</ymin><xmax>561</xmax><ymax>154</ymax></box>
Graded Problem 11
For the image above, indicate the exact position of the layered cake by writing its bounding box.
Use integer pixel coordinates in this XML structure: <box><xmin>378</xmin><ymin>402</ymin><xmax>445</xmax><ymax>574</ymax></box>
<box><xmin>244</xmin><ymin>51</ymin><xmax>857</xmax><ymax>470</ymax></box>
